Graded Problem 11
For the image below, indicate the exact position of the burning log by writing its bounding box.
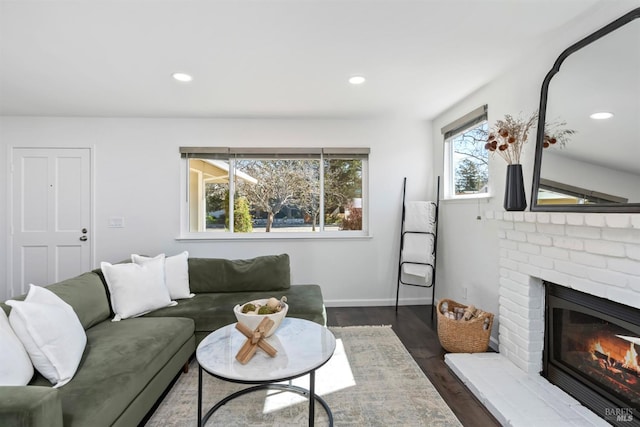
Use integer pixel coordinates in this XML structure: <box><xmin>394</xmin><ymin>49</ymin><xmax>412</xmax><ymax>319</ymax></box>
<box><xmin>593</xmin><ymin>350</ymin><xmax>639</xmax><ymax>376</ymax></box>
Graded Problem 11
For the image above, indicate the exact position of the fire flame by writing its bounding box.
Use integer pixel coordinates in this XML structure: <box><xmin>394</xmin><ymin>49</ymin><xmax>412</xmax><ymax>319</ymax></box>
<box><xmin>623</xmin><ymin>342</ymin><xmax>639</xmax><ymax>371</ymax></box>
<box><xmin>592</xmin><ymin>341</ymin><xmax>610</xmax><ymax>362</ymax></box>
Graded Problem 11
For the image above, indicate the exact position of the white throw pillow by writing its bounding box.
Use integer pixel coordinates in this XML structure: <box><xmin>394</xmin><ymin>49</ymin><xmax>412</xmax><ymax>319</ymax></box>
<box><xmin>6</xmin><ymin>285</ymin><xmax>86</xmax><ymax>388</ymax></box>
<box><xmin>131</xmin><ymin>252</ymin><xmax>194</xmax><ymax>300</ymax></box>
<box><xmin>101</xmin><ymin>256</ymin><xmax>176</xmax><ymax>321</ymax></box>
<box><xmin>0</xmin><ymin>309</ymin><xmax>34</xmax><ymax>386</ymax></box>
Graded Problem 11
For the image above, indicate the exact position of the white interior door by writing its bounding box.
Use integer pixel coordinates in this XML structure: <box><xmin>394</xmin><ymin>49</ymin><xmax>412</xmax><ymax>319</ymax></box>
<box><xmin>11</xmin><ymin>147</ymin><xmax>92</xmax><ymax>295</ymax></box>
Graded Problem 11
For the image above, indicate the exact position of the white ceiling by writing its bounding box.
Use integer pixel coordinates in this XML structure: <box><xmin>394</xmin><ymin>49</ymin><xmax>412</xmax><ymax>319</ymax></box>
<box><xmin>0</xmin><ymin>0</ymin><xmax>634</xmax><ymax>119</ymax></box>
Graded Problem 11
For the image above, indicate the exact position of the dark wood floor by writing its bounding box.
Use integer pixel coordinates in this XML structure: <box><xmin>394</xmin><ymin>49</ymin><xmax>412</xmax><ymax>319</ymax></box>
<box><xmin>325</xmin><ymin>305</ymin><xmax>500</xmax><ymax>427</ymax></box>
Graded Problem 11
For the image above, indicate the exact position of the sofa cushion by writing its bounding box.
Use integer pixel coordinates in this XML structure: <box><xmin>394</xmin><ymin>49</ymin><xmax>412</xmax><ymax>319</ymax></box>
<box><xmin>188</xmin><ymin>254</ymin><xmax>291</xmax><ymax>293</ymax></box>
<box><xmin>101</xmin><ymin>258</ymin><xmax>177</xmax><ymax>321</ymax></box>
<box><xmin>1</xmin><ymin>272</ymin><xmax>111</xmax><ymax>330</ymax></box>
<box><xmin>27</xmin><ymin>317</ymin><xmax>194</xmax><ymax>427</ymax></box>
<box><xmin>0</xmin><ymin>386</ymin><xmax>63</xmax><ymax>427</ymax></box>
<box><xmin>0</xmin><ymin>309</ymin><xmax>34</xmax><ymax>386</ymax></box>
<box><xmin>6</xmin><ymin>285</ymin><xmax>87</xmax><ymax>388</ymax></box>
<box><xmin>144</xmin><ymin>284</ymin><xmax>325</xmax><ymax>337</ymax></box>
<box><xmin>132</xmin><ymin>252</ymin><xmax>193</xmax><ymax>300</ymax></box>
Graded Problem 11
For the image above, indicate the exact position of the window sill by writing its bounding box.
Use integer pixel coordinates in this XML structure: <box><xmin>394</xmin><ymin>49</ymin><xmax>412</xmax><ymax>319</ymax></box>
<box><xmin>176</xmin><ymin>231</ymin><xmax>373</xmax><ymax>241</ymax></box>
<box><xmin>442</xmin><ymin>194</ymin><xmax>492</xmax><ymax>203</ymax></box>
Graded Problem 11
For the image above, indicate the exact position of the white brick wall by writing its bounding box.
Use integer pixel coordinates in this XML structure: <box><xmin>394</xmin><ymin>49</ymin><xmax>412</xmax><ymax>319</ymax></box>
<box><xmin>494</xmin><ymin>211</ymin><xmax>640</xmax><ymax>375</ymax></box>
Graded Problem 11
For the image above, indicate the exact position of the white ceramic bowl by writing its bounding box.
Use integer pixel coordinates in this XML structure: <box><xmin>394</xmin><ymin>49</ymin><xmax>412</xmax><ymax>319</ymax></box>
<box><xmin>233</xmin><ymin>299</ymin><xmax>288</xmax><ymax>337</ymax></box>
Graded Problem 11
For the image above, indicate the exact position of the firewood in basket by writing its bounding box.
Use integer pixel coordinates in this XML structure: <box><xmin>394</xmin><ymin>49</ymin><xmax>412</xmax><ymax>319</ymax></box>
<box><xmin>440</xmin><ymin>301</ymin><xmax>449</xmax><ymax>314</ymax></box>
<box><xmin>463</xmin><ymin>305</ymin><xmax>476</xmax><ymax>321</ymax></box>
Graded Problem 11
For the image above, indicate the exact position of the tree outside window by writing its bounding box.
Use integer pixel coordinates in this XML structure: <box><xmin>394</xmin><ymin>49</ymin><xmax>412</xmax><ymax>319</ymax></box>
<box><xmin>445</xmin><ymin>121</ymin><xmax>489</xmax><ymax>197</ymax></box>
<box><xmin>324</xmin><ymin>159</ymin><xmax>362</xmax><ymax>230</ymax></box>
<box><xmin>235</xmin><ymin>159</ymin><xmax>320</xmax><ymax>232</ymax></box>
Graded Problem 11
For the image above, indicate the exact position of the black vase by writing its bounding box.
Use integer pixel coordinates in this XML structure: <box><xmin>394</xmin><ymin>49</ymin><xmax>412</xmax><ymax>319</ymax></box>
<box><xmin>504</xmin><ymin>164</ymin><xmax>527</xmax><ymax>211</ymax></box>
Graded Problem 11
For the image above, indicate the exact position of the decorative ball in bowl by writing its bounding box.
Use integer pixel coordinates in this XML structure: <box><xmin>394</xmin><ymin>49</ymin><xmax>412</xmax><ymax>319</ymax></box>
<box><xmin>233</xmin><ymin>297</ymin><xmax>288</xmax><ymax>337</ymax></box>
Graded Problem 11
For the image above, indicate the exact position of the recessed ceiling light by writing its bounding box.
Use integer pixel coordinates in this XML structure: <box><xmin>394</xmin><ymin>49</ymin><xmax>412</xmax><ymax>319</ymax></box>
<box><xmin>172</xmin><ymin>72</ymin><xmax>193</xmax><ymax>82</ymax></box>
<box><xmin>349</xmin><ymin>75</ymin><xmax>366</xmax><ymax>85</ymax></box>
<box><xmin>590</xmin><ymin>112</ymin><xmax>613</xmax><ymax>120</ymax></box>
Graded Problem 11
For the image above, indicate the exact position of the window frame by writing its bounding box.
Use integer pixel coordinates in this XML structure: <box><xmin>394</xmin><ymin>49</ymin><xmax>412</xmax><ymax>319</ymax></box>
<box><xmin>442</xmin><ymin>105</ymin><xmax>491</xmax><ymax>200</ymax></box>
<box><xmin>178</xmin><ymin>147</ymin><xmax>370</xmax><ymax>240</ymax></box>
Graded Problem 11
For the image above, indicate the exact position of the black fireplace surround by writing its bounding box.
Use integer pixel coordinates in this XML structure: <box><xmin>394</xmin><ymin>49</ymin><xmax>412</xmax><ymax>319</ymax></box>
<box><xmin>544</xmin><ymin>283</ymin><xmax>640</xmax><ymax>426</ymax></box>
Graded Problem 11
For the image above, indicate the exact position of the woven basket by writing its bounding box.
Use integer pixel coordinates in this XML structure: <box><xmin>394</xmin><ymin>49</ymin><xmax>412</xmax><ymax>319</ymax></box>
<box><xmin>437</xmin><ymin>299</ymin><xmax>494</xmax><ymax>353</ymax></box>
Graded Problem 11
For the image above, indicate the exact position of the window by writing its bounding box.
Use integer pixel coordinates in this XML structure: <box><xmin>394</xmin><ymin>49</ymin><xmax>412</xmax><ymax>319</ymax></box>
<box><xmin>180</xmin><ymin>147</ymin><xmax>368</xmax><ymax>236</ymax></box>
<box><xmin>442</xmin><ymin>105</ymin><xmax>489</xmax><ymax>199</ymax></box>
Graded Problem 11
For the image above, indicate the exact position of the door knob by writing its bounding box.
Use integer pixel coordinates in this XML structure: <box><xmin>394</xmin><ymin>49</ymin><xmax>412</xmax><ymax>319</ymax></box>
<box><xmin>79</xmin><ymin>236</ymin><xmax>88</xmax><ymax>241</ymax></box>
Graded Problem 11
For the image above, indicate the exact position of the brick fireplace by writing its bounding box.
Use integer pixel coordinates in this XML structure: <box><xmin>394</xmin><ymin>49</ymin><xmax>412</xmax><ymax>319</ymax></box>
<box><xmin>446</xmin><ymin>211</ymin><xmax>640</xmax><ymax>426</ymax></box>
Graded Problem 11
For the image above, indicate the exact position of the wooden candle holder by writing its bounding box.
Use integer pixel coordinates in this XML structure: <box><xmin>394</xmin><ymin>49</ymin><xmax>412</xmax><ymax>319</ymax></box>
<box><xmin>235</xmin><ymin>317</ymin><xmax>277</xmax><ymax>364</ymax></box>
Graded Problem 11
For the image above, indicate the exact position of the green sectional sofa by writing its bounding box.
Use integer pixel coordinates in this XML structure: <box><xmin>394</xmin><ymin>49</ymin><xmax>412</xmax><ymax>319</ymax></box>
<box><xmin>0</xmin><ymin>254</ymin><xmax>325</xmax><ymax>427</ymax></box>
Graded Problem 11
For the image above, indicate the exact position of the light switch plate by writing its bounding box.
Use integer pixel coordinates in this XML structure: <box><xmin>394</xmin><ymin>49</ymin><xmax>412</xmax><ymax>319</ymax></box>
<box><xmin>108</xmin><ymin>217</ymin><xmax>125</xmax><ymax>228</ymax></box>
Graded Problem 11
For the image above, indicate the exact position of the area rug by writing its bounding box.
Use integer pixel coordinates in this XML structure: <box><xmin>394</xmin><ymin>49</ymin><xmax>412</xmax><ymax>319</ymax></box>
<box><xmin>145</xmin><ymin>325</ymin><xmax>461</xmax><ymax>426</ymax></box>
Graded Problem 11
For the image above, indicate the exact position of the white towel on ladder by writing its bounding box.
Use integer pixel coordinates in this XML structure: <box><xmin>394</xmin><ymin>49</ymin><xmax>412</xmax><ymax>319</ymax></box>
<box><xmin>402</xmin><ymin>264</ymin><xmax>433</xmax><ymax>285</ymax></box>
<box><xmin>404</xmin><ymin>201</ymin><xmax>436</xmax><ymax>233</ymax></box>
<box><xmin>401</xmin><ymin>233</ymin><xmax>435</xmax><ymax>282</ymax></box>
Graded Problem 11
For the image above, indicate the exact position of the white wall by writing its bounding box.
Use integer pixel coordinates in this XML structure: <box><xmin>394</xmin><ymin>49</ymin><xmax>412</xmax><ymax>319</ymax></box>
<box><xmin>0</xmin><ymin>116</ymin><xmax>436</xmax><ymax>304</ymax></box>
<box><xmin>431</xmin><ymin>2</ymin><xmax>640</xmax><ymax>345</ymax></box>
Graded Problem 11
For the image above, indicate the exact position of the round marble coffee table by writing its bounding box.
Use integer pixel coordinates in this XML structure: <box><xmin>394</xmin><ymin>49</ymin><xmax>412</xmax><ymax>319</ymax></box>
<box><xmin>196</xmin><ymin>317</ymin><xmax>336</xmax><ymax>426</ymax></box>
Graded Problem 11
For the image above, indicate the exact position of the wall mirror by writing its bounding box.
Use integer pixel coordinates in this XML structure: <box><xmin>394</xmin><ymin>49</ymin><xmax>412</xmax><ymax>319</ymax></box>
<box><xmin>531</xmin><ymin>7</ymin><xmax>640</xmax><ymax>212</ymax></box>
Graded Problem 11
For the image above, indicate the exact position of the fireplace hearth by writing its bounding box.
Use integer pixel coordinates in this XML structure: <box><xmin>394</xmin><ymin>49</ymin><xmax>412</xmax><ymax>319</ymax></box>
<box><xmin>544</xmin><ymin>282</ymin><xmax>640</xmax><ymax>426</ymax></box>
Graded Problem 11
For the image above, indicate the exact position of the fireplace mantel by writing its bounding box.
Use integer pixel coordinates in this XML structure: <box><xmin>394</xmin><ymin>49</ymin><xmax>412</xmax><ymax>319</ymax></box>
<box><xmin>488</xmin><ymin>210</ymin><xmax>640</xmax><ymax>230</ymax></box>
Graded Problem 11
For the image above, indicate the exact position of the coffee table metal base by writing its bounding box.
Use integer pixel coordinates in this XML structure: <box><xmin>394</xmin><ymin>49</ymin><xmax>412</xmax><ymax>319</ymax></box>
<box><xmin>198</xmin><ymin>367</ymin><xmax>334</xmax><ymax>427</ymax></box>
